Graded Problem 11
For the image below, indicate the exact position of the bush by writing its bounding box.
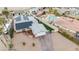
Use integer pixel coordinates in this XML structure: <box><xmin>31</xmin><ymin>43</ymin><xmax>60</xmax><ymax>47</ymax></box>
<box><xmin>8</xmin><ymin>28</ymin><xmax>14</xmax><ymax>38</ymax></box>
<box><xmin>32</xmin><ymin>43</ymin><xmax>35</xmax><ymax>47</ymax></box>
<box><xmin>8</xmin><ymin>43</ymin><xmax>13</xmax><ymax>49</ymax></box>
<box><xmin>22</xmin><ymin>42</ymin><xmax>26</xmax><ymax>46</ymax></box>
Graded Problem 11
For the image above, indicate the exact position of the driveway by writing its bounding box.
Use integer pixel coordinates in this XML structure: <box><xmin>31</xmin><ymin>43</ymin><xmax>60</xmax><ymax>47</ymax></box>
<box><xmin>38</xmin><ymin>33</ymin><xmax>53</xmax><ymax>51</ymax></box>
<box><xmin>12</xmin><ymin>32</ymin><xmax>79</xmax><ymax>51</ymax></box>
<box><xmin>12</xmin><ymin>32</ymin><xmax>41</xmax><ymax>51</ymax></box>
<box><xmin>52</xmin><ymin>32</ymin><xmax>79</xmax><ymax>51</ymax></box>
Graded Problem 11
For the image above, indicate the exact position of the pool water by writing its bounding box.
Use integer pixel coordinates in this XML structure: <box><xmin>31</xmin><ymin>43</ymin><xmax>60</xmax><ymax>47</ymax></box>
<box><xmin>47</xmin><ymin>15</ymin><xmax>57</xmax><ymax>21</ymax></box>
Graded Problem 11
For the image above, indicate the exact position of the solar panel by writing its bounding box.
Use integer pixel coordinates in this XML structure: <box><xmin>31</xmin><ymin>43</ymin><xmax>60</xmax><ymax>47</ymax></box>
<box><xmin>23</xmin><ymin>15</ymin><xmax>29</xmax><ymax>20</ymax></box>
<box><xmin>15</xmin><ymin>21</ymin><xmax>33</xmax><ymax>30</ymax></box>
<box><xmin>15</xmin><ymin>16</ymin><xmax>21</xmax><ymax>21</ymax></box>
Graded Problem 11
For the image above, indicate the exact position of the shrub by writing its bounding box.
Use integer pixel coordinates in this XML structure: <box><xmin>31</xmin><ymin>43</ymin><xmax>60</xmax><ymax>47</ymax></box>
<box><xmin>8</xmin><ymin>28</ymin><xmax>14</xmax><ymax>38</ymax></box>
<box><xmin>8</xmin><ymin>43</ymin><xmax>13</xmax><ymax>49</ymax></box>
<box><xmin>22</xmin><ymin>42</ymin><xmax>26</xmax><ymax>46</ymax></box>
<box><xmin>32</xmin><ymin>43</ymin><xmax>35</xmax><ymax>47</ymax></box>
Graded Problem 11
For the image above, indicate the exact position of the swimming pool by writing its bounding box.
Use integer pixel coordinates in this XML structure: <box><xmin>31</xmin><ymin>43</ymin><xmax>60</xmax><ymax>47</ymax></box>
<box><xmin>47</xmin><ymin>15</ymin><xmax>57</xmax><ymax>22</ymax></box>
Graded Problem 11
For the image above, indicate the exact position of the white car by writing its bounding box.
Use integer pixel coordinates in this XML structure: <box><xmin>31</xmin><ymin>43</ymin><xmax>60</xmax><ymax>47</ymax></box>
<box><xmin>3</xmin><ymin>23</ymin><xmax>11</xmax><ymax>34</ymax></box>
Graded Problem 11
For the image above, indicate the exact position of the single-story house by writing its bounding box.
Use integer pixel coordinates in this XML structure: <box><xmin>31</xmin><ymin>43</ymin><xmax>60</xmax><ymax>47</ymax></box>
<box><xmin>13</xmin><ymin>15</ymin><xmax>48</xmax><ymax>37</ymax></box>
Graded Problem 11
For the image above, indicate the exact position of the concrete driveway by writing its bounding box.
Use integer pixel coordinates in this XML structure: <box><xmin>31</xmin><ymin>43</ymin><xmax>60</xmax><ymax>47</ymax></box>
<box><xmin>12</xmin><ymin>32</ymin><xmax>79</xmax><ymax>51</ymax></box>
<box><xmin>38</xmin><ymin>33</ymin><xmax>53</xmax><ymax>51</ymax></box>
<box><xmin>12</xmin><ymin>32</ymin><xmax>41</xmax><ymax>51</ymax></box>
<box><xmin>52</xmin><ymin>32</ymin><xmax>79</xmax><ymax>51</ymax></box>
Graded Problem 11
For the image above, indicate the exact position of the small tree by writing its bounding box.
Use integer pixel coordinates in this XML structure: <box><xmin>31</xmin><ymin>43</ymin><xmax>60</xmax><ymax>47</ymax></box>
<box><xmin>49</xmin><ymin>8</ymin><xmax>53</xmax><ymax>13</ymax></box>
<box><xmin>62</xmin><ymin>11</ymin><xmax>70</xmax><ymax>17</ymax></box>
<box><xmin>32</xmin><ymin>42</ymin><xmax>35</xmax><ymax>47</ymax></box>
<box><xmin>22</xmin><ymin>42</ymin><xmax>26</xmax><ymax>46</ymax></box>
<box><xmin>0</xmin><ymin>18</ymin><xmax>4</xmax><ymax>33</ymax></box>
<box><xmin>49</xmin><ymin>8</ymin><xmax>61</xmax><ymax>16</ymax></box>
<box><xmin>2</xmin><ymin>7</ymin><xmax>10</xmax><ymax>19</ymax></box>
<box><xmin>0</xmin><ymin>17</ymin><xmax>4</xmax><ymax>25</ymax></box>
<box><xmin>53</xmin><ymin>9</ymin><xmax>61</xmax><ymax>16</ymax></box>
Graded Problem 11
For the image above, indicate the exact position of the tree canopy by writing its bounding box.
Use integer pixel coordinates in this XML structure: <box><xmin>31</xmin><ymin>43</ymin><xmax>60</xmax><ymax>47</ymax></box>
<box><xmin>0</xmin><ymin>17</ymin><xmax>4</xmax><ymax>25</ymax></box>
<box><xmin>0</xmin><ymin>17</ymin><xmax>4</xmax><ymax>33</ymax></box>
<box><xmin>49</xmin><ymin>8</ymin><xmax>61</xmax><ymax>16</ymax></box>
<box><xmin>2</xmin><ymin>7</ymin><xmax>10</xmax><ymax>18</ymax></box>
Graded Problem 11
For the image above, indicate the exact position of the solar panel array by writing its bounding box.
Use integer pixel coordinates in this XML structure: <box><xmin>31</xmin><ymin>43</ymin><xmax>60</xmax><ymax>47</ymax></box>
<box><xmin>15</xmin><ymin>21</ymin><xmax>33</xmax><ymax>30</ymax></box>
<box><xmin>15</xmin><ymin>16</ymin><xmax>21</xmax><ymax>21</ymax></box>
<box><xmin>23</xmin><ymin>15</ymin><xmax>29</xmax><ymax>20</ymax></box>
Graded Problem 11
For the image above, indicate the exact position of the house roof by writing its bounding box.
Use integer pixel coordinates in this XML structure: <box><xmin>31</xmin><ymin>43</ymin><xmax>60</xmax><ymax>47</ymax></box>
<box><xmin>14</xmin><ymin>15</ymin><xmax>38</xmax><ymax>23</ymax></box>
<box><xmin>30</xmin><ymin>22</ymin><xmax>47</xmax><ymax>37</ymax></box>
<box><xmin>14</xmin><ymin>15</ymin><xmax>47</xmax><ymax>37</ymax></box>
<box><xmin>15</xmin><ymin>15</ymin><xmax>21</xmax><ymax>21</ymax></box>
<box><xmin>14</xmin><ymin>15</ymin><xmax>33</xmax><ymax>30</ymax></box>
<box><xmin>14</xmin><ymin>15</ymin><xmax>29</xmax><ymax>23</ymax></box>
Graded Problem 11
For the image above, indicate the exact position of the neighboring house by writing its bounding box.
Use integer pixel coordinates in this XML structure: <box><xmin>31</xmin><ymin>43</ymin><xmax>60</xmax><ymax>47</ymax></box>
<box><xmin>54</xmin><ymin>17</ymin><xmax>79</xmax><ymax>34</ymax></box>
<box><xmin>3</xmin><ymin>23</ymin><xmax>11</xmax><ymax>33</ymax></box>
<box><xmin>29</xmin><ymin>7</ymin><xmax>39</xmax><ymax>15</ymax></box>
<box><xmin>29</xmin><ymin>7</ymin><xmax>46</xmax><ymax>16</ymax></box>
<box><xmin>13</xmin><ymin>15</ymin><xmax>48</xmax><ymax>37</ymax></box>
<box><xmin>56</xmin><ymin>7</ymin><xmax>79</xmax><ymax>17</ymax></box>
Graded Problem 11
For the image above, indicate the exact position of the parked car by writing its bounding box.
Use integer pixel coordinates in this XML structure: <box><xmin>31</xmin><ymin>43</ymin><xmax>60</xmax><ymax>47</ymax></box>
<box><xmin>3</xmin><ymin>23</ymin><xmax>11</xmax><ymax>34</ymax></box>
<box><xmin>76</xmin><ymin>32</ymin><xmax>79</xmax><ymax>39</ymax></box>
